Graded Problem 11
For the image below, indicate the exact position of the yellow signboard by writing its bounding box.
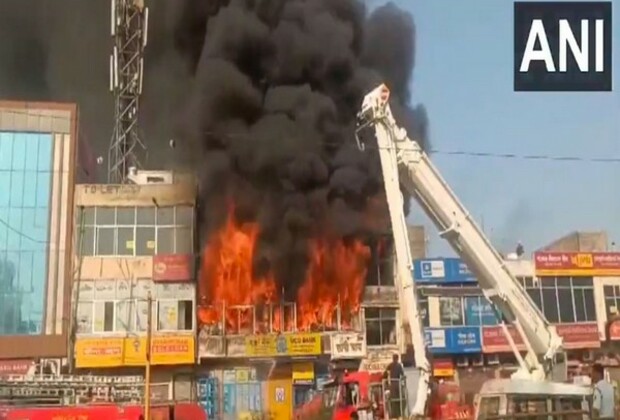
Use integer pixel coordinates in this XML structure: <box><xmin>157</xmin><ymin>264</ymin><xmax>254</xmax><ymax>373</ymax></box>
<box><xmin>75</xmin><ymin>336</ymin><xmax>195</xmax><ymax>368</ymax></box>
<box><xmin>292</xmin><ymin>362</ymin><xmax>315</xmax><ymax>384</ymax></box>
<box><xmin>245</xmin><ymin>333</ymin><xmax>321</xmax><ymax>357</ymax></box>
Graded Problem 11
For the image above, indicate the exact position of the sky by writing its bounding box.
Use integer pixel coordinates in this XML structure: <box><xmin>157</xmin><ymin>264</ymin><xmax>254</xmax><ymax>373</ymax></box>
<box><xmin>368</xmin><ymin>0</ymin><xmax>620</xmax><ymax>257</ymax></box>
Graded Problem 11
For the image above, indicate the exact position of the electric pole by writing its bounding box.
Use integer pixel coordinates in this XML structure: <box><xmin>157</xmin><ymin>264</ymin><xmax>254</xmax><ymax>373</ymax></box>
<box><xmin>108</xmin><ymin>0</ymin><xmax>149</xmax><ymax>184</ymax></box>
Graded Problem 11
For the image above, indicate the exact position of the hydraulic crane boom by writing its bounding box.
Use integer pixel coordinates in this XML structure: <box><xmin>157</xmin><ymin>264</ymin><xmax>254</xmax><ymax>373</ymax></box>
<box><xmin>356</xmin><ymin>85</ymin><xmax>567</xmax><ymax>397</ymax></box>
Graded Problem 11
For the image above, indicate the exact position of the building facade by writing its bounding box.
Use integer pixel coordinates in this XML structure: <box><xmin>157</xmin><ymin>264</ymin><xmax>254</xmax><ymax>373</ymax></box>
<box><xmin>413</xmin><ymin>231</ymin><xmax>619</xmax><ymax>394</ymax></box>
<box><xmin>0</xmin><ymin>101</ymin><xmax>80</xmax><ymax>365</ymax></box>
<box><xmin>71</xmin><ymin>172</ymin><xmax>197</xmax><ymax>400</ymax></box>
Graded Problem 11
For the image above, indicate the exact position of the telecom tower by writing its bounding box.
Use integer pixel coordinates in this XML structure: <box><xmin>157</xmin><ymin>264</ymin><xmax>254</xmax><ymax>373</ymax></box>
<box><xmin>108</xmin><ymin>0</ymin><xmax>149</xmax><ymax>184</ymax></box>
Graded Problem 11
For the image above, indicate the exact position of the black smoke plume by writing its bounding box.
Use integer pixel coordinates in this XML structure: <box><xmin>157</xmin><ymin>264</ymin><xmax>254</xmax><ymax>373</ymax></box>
<box><xmin>171</xmin><ymin>0</ymin><xmax>430</xmax><ymax>296</ymax></box>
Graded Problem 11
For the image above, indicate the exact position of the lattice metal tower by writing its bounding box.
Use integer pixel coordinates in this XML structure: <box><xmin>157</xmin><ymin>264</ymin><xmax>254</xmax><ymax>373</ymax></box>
<box><xmin>108</xmin><ymin>0</ymin><xmax>149</xmax><ymax>183</ymax></box>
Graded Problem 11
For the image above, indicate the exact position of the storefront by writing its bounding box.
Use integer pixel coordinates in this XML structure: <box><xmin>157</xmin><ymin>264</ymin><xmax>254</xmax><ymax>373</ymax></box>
<box><xmin>196</xmin><ymin>331</ymin><xmax>328</xmax><ymax>420</ymax></box>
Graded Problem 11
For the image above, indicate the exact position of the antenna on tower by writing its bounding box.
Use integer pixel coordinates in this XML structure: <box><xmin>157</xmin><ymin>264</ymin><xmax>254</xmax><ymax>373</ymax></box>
<box><xmin>108</xmin><ymin>0</ymin><xmax>149</xmax><ymax>184</ymax></box>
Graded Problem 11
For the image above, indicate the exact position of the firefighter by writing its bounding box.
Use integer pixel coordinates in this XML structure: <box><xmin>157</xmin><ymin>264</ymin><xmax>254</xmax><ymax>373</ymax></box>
<box><xmin>384</xmin><ymin>353</ymin><xmax>405</xmax><ymax>418</ymax></box>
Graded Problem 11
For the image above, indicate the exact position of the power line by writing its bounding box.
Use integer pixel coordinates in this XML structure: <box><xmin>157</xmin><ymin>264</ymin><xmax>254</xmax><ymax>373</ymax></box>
<box><xmin>429</xmin><ymin>149</ymin><xmax>620</xmax><ymax>163</ymax></box>
<box><xmin>0</xmin><ymin>217</ymin><xmax>47</xmax><ymax>244</ymax></box>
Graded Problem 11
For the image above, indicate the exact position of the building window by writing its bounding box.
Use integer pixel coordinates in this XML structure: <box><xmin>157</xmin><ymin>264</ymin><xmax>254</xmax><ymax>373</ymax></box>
<box><xmin>93</xmin><ymin>301</ymin><xmax>115</xmax><ymax>332</ymax></box>
<box><xmin>0</xmin><ymin>132</ymin><xmax>54</xmax><ymax>336</ymax></box>
<box><xmin>439</xmin><ymin>297</ymin><xmax>464</xmax><ymax>326</ymax></box>
<box><xmin>365</xmin><ymin>308</ymin><xmax>397</xmax><ymax>346</ymax></box>
<box><xmin>604</xmin><ymin>285</ymin><xmax>620</xmax><ymax>319</ymax></box>
<box><xmin>419</xmin><ymin>296</ymin><xmax>429</xmax><ymax>327</ymax></box>
<box><xmin>77</xmin><ymin>205</ymin><xmax>194</xmax><ymax>257</ymax></box>
<box><xmin>519</xmin><ymin>276</ymin><xmax>596</xmax><ymax>324</ymax></box>
<box><xmin>464</xmin><ymin>296</ymin><xmax>498</xmax><ymax>326</ymax></box>
<box><xmin>365</xmin><ymin>238</ymin><xmax>394</xmax><ymax>286</ymax></box>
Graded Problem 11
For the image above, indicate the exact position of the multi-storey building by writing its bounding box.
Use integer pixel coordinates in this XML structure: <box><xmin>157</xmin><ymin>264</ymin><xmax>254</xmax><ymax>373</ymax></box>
<box><xmin>70</xmin><ymin>170</ymin><xmax>197</xmax><ymax>400</ymax></box>
<box><xmin>0</xmin><ymin>101</ymin><xmax>87</xmax><ymax>373</ymax></box>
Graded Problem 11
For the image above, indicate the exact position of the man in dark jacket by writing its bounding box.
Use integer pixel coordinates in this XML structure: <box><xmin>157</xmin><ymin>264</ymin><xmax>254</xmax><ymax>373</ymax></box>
<box><xmin>384</xmin><ymin>354</ymin><xmax>405</xmax><ymax>418</ymax></box>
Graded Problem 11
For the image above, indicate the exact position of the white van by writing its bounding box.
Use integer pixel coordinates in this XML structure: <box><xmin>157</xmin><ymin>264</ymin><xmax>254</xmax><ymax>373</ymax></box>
<box><xmin>474</xmin><ymin>379</ymin><xmax>593</xmax><ymax>419</ymax></box>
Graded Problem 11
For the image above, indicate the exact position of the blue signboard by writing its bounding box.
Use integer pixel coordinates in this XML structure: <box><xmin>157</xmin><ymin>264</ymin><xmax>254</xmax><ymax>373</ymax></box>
<box><xmin>413</xmin><ymin>258</ymin><xmax>476</xmax><ymax>283</ymax></box>
<box><xmin>464</xmin><ymin>297</ymin><xmax>498</xmax><ymax>326</ymax></box>
<box><xmin>424</xmin><ymin>327</ymin><xmax>482</xmax><ymax>354</ymax></box>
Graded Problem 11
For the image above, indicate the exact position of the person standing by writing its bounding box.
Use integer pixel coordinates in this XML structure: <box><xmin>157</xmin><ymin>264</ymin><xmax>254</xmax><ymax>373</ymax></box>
<box><xmin>591</xmin><ymin>363</ymin><xmax>615</xmax><ymax>419</ymax></box>
<box><xmin>384</xmin><ymin>353</ymin><xmax>405</xmax><ymax>418</ymax></box>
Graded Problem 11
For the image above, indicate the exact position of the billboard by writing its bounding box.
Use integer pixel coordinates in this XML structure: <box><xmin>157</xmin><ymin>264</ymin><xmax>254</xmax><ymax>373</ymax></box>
<box><xmin>534</xmin><ymin>252</ymin><xmax>620</xmax><ymax>276</ymax></box>
<box><xmin>74</xmin><ymin>336</ymin><xmax>195</xmax><ymax>368</ymax></box>
<box><xmin>413</xmin><ymin>258</ymin><xmax>476</xmax><ymax>283</ymax></box>
<box><xmin>464</xmin><ymin>297</ymin><xmax>498</xmax><ymax>326</ymax></box>
<box><xmin>424</xmin><ymin>327</ymin><xmax>482</xmax><ymax>354</ymax></box>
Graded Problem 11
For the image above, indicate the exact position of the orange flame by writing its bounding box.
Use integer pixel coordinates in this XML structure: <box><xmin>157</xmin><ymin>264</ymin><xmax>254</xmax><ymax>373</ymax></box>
<box><xmin>198</xmin><ymin>206</ymin><xmax>371</xmax><ymax>333</ymax></box>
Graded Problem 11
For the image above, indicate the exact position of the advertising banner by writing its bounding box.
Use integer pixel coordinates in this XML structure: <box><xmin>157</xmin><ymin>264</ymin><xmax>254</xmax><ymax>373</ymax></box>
<box><xmin>464</xmin><ymin>297</ymin><xmax>498</xmax><ymax>326</ymax></box>
<box><xmin>245</xmin><ymin>333</ymin><xmax>322</xmax><ymax>357</ymax></box>
<box><xmin>413</xmin><ymin>258</ymin><xmax>476</xmax><ymax>283</ymax></box>
<box><xmin>153</xmin><ymin>254</ymin><xmax>194</xmax><ymax>281</ymax></box>
<box><xmin>481</xmin><ymin>326</ymin><xmax>525</xmax><ymax>353</ymax></box>
<box><xmin>534</xmin><ymin>252</ymin><xmax>620</xmax><ymax>276</ymax></box>
<box><xmin>330</xmin><ymin>332</ymin><xmax>367</xmax><ymax>359</ymax></box>
<box><xmin>75</xmin><ymin>336</ymin><xmax>195</xmax><ymax>368</ymax></box>
<box><xmin>424</xmin><ymin>327</ymin><xmax>481</xmax><ymax>354</ymax></box>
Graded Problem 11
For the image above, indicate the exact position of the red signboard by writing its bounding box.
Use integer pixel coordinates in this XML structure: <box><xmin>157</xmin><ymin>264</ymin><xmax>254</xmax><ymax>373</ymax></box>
<box><xmin>482</xmin><ymin>323</ymin><xmax>600</xmax><ymax>353</ymax></box>
<box><xmin>534</xmin><ymin>252</ymin><xmax>620</xmax><ymax>276</ymax></box>
<box><xmin>0</xmin><ymin>359</ymin><xmax>34</xmax><ymax>376</ymax></box>
<box><xmin>609</xmin><ymin>320</ymin><xmax>620</xmax><ymax>340</ymax></box>
<box><xmin>555</xmin><ymin>323</ymin><xmax>600</xmax><ymax>348</ymax></box>
<box><xmin>481</xmin><ymin>326</ymin><xmax>526</xmax><ymax>353</ymax></box>
<box><xmin>153</xmin><ymin>254</ymin><xmax>193</xmax><ymax>282</ymax></box>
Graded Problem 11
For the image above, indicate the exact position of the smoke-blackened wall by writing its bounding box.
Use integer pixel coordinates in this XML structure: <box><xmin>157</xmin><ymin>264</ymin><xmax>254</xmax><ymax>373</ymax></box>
<box><xmin>171</xmin><ymin>0</ymin><xmax>429</xmax><ymax>293</ymax></box>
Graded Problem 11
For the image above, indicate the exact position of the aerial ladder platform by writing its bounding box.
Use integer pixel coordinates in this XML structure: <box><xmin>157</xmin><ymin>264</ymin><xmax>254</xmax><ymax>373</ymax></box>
<box><xmin>355</xmin><ymin>84</ymin><xmax>580</xmax><ymax>417</ymax></box>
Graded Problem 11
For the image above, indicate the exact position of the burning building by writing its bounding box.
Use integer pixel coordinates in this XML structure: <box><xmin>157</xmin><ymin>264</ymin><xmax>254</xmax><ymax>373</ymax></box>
<box><xmin>184</xmin><ymin>1</ymin><xmax>429</xmax><ymax>417</ymax></box>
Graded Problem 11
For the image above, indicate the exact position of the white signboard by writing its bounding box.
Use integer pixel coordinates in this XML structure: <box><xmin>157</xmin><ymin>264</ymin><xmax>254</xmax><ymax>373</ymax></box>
<box><xmin>425</xmin><ymin>329</ymin><xmax>446</xmax><ymax>349</ymax></box>
<box><xmin>330</xmin><ymin>333</ymin><xmax>367</xmax><ymax>359</ymax></box>
<box><xmin>420</xmin><ymin>260</ymin><xmax>445</xmax><ymax>279</ymax></box>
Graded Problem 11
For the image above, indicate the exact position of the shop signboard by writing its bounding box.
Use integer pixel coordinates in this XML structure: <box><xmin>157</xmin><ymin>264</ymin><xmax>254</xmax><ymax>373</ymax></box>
<box><xmin>245</xmin><ymin>333</ymin><xmax>322</xmax><ymax>357</ymax></box>
<box><xmin>153</xmin><ymin>254</ymin><xmax>193</xmax><ymax>281</ymax></box>
<box><xmin>482</xmin><ymin>323</ymin><xmax>600</xmax><ymax>352</ymax></box>
<box><xmin>75</xmin><ymin>336</ymin><xmax>195</xmax><ymax>368</ymax></box>
<box><xmin>0</xmin><ymin>359</ymin><xmax>35</xmax><ymax>376</ymax></box>
<box><xmin>198</xmin><ymin>329</ymin><xmax>225</xmax><ymax>358</ymax></box>
<box><xmin>464</xmin><ymin>297</ymin><xmax>498</xmax><ymax>326</ymax></box>
<box><xmin>432</xmin><ymin>358</ymin><xmax>455</xmax><ymax>377</ymax></box>
<box><xmin>227</xmin><ymin>336</ymin><xmax>247</xmax><ymax>357</ymax></box>
<box><xmin>330</xmin><ymin>332</ymin><xmax>366</xmax><ymax>359</ymax></box>
<box><xmin>292</xmin><ymin>362</ymin><xmax>315</xmax><ymax>385</ymax></box>
<box><xmin>424</xmin><ymin>327</ymin><xmax>482</xmax><ymax>354</ymax></box>
<box><xmin>534</xmin><ymin>252</ymin><xmax>620</xmax><ymax>276</ymax></box>
<box><xmin>556</xmin><ymin>323</ymin><xmax>600</xmax><ymax>349</ymax></box>
<box><xmin>413</xmin><ymin>258</ymin><xmax>476</xmax><ymax>283</ymax></box>
<box><xmin>609</xmin><ymin>320</ymin><xmax>620</xmax><ymax>340</ymax></box>
<box><xmin>481</xmin><ymin>326</ymin><xmax>526</xmax><ymax>353</ymax></box>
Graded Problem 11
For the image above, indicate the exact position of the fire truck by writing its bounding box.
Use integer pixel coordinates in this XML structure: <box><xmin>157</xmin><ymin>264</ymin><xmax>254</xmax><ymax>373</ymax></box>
<box><xmin>0</xmin><ymin>374</ymin><xmax>206</xmax><ymax>420</ymax></box>
<box><xmin>293</xmin><ymin>371</ymin><xmax>385</xmax><ymax>420</ymax></box>
<box><xmin>355</xmin><ymin>84</ymin><xmax>594</xmax><ymax>419</ymax></box>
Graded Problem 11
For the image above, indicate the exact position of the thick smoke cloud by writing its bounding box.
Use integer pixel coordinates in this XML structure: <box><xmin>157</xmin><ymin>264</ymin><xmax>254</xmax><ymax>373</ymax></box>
<box><xmin>0</xmin><ymin>0</ymin><xmax>429</xmax><ymax>296</ymax></box>
<box><xmin>171</xmin><ymin>0</ymin><xmax>430</xmax><ymax>295</ymax></box>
